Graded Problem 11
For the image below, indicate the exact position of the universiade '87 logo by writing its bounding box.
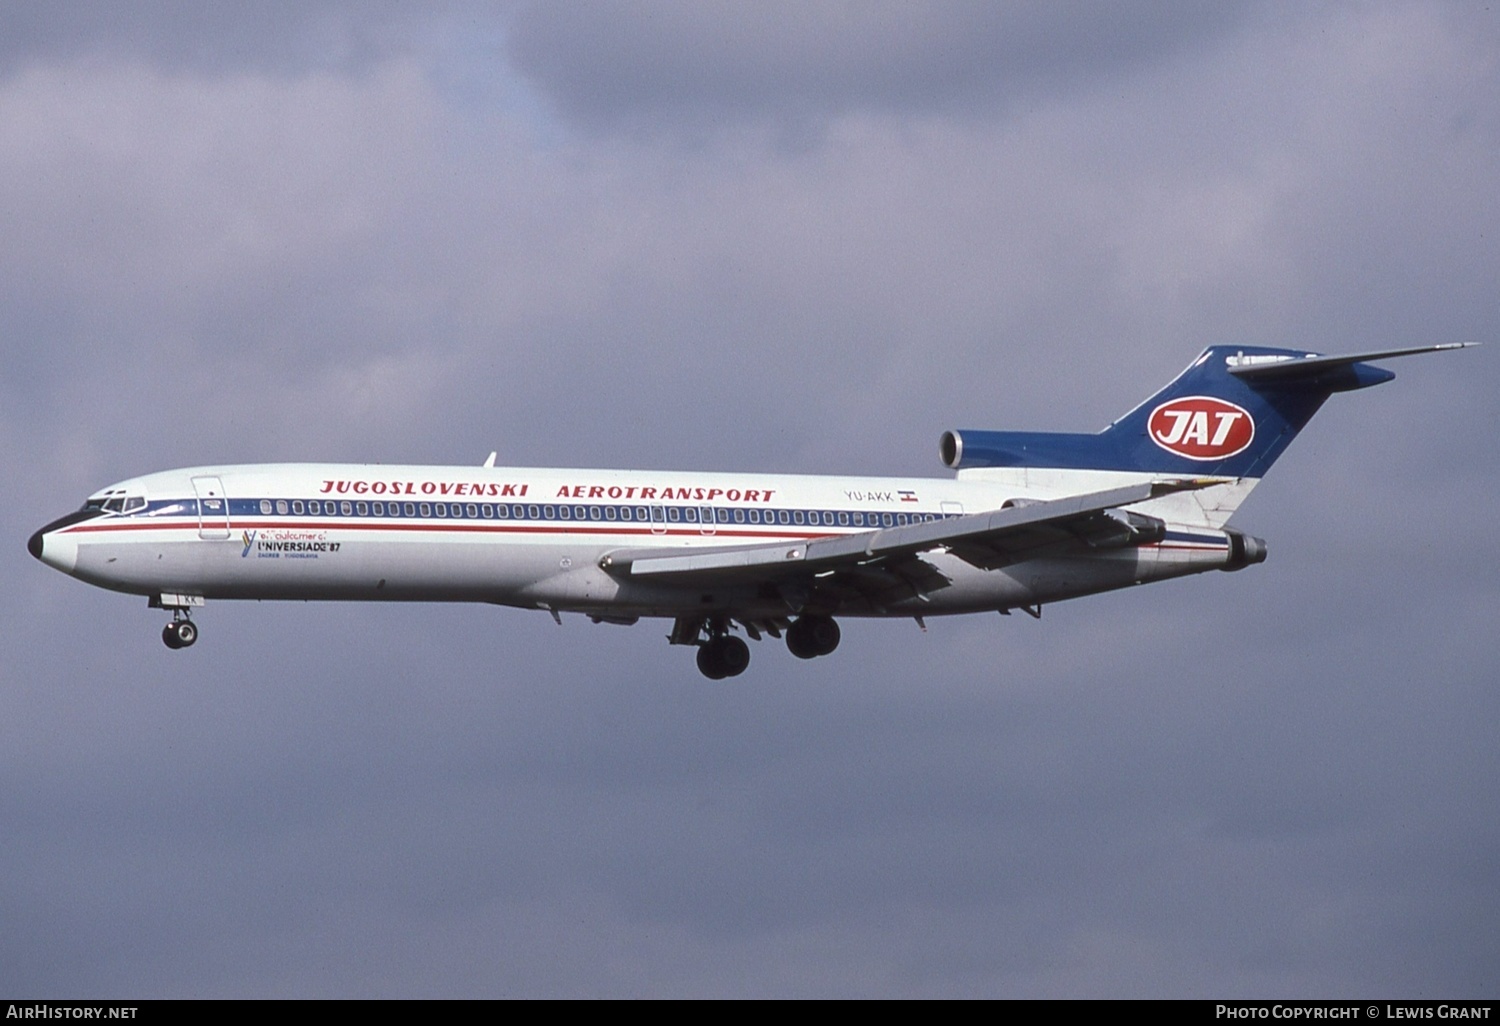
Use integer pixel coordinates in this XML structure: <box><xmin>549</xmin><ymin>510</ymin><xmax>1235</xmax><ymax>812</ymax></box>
<box><xmin>1148</xmin><ymin>396</ymin><xmax>1255</xmax><ymax>460</ymax></box>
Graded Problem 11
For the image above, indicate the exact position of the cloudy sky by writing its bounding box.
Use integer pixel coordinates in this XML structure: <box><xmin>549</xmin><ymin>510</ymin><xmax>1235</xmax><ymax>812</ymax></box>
<box><xmin>4</xmin><ymin>1</ymin><xmax>1497</xmax><ymax>998</ymax></box>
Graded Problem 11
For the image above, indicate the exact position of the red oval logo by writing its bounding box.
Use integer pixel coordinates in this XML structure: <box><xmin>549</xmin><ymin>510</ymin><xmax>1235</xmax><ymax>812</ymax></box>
<box><xmin>1147</xmin><ymin>396</ymin><xmax>1255</xmax><ymax>461</ymax></box>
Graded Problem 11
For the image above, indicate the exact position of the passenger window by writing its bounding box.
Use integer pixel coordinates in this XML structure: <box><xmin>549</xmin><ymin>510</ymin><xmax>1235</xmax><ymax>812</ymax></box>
<box><xmin>482</xmin><ymin>504</ymin><xmax>493</xmax><ymax>518</ymax></box>
<box><xmin>558</xmin><ymin>505</ymin><xmax>571</xmax><ymax>520</ymax></box>
<box><xmin>436</xmin><ymin>504</ymin><xmax>447</xmax><ymax>517</ymax></box>
<box><xmin>668</xmin><ymin>507</ymin><xmax>680</xmax><ymax>522</ymax></box>
<box><xmin>793</xmin><ymin>510</ymin><xmax>804</xmax><ymax>525</ymax></box>
<box><xmin>405</xmin><ymin>503</ymin><xmax>416</xmax><ymax>517</ymax></box>
<box><xmin>259</xmin><ymin>499</ymin><xmax>272</xmax><ymax>515</ymax></box>
<box><xmin>574</xmin><ymin>506</ymin><xmax>586</xmax><ymax>520</ymax></box>
<box><xmin>276</xmin><ymin>500</ymin><xmax>288</xmax><ymax>515</ymax></box>
<box><xmin>293</xmin><ymin>500</ymin><xmax>304</xmax><ymax>515</ymax></box>
<box><xmin>590</xmin><ymin>506</ymin><xmax>602</xmax><ymax>520</ymax></box>
<box><xmin>528</xmin><ymin>505</ymin><xmax>540</xmax><ymax>519</ymax></box>
<box><xmin>356</xmin><ymin>502</ymin><xmax>368</xmax><ymax>516</ymax></box>
<box><xmin>747</xmin><ymin>509</ymin><xmax>760</xmax><ymax>524</ymax></box>
<box><xmin>419</xmin><ymin>503</ymin><xmax>431</xmax><ymax>517</ymax></box>
<box><xmin>684</xmin><ymin>507</ymin><xmax>697</xmax><ymax>523</ymax></box>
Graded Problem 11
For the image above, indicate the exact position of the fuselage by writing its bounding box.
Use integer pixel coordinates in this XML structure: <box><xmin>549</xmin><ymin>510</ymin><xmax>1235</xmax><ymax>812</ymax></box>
<box><xmin>30</xmin><ymin>460</ymin><xmax>1245</xmax><ymax>623</ymax></box>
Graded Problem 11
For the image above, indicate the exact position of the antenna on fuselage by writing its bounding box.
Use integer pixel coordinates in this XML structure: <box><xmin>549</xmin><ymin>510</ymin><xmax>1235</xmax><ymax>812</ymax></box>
<box><xmin>483</xmin><ymin>452</ymin><xmax>497</xmax><ymax>468</ymax></box>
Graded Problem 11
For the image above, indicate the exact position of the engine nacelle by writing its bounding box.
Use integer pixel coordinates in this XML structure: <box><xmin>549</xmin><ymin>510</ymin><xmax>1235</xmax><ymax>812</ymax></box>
<box><xmin>939</xmin><ymin>428</ymin><xmax>1116</xmax><ymax>471</ymax></box>
<box><xmin>939</xmin><ymin>430</ymin><xmax>964</xmax><ymax>469</ymax></box>
<box><xmin>1223</xmin><ymin>529</ymin><xmax>1268</xmax><ymax>571</ymax></box>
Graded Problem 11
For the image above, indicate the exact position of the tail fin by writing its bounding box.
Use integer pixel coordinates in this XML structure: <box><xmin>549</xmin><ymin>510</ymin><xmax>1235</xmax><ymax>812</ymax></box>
<box><xmin>941</xmin><ymin>344</ymin><xmax>1472</xmax><ymax>480</ymax></box>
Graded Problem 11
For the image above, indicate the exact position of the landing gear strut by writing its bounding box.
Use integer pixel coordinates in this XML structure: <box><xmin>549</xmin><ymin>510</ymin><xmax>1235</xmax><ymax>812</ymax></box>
<box><xmin>785</xmin><ymin>615</ymin><xmax>840</xmax><ymax>660</ymax></box>
<box><xmin>162</xmin><ymin>613</ymin><xmax>198</xmax><ymax>650</ymax></box>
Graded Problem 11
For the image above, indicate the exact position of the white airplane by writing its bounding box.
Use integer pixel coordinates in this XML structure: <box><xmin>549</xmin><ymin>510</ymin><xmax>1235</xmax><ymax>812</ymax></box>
<box><xmin>30</xmin><ymin>343</ymin><xmax>1471</xmax><ymax>678</ymax></box>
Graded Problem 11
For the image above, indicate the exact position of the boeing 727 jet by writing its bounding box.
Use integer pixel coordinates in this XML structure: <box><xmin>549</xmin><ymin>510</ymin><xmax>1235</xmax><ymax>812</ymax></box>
<box><xmin>29</xmin><ymin>343</ymin><xmax>1470</xmax><ymax>677</ymax></box>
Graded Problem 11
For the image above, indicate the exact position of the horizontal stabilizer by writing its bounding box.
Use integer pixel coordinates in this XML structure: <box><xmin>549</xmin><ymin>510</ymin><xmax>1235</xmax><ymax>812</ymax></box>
<box><xmin>1226</xmin><ymin>343</ymin><xmax>1476</xmax><ymax>388</ymax></box>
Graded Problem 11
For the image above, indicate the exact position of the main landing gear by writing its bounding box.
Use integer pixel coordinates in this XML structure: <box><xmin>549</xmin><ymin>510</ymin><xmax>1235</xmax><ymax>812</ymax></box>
<box><xmin>696</xmin><ymin>634</ymin><xmax>750</xmax><ymax>680</ymax></box>
<box><xmin>785</xmin><ymin>615</ymin><xmax>840</xmax><ymax>660</ymax></box>
<box><xmin>676</xmin><ymin>614</ymin><xmax>842</xmax><ymax>678</ymax></box>
<box><xmin>162</xmin><ymin>614</ymin><xmax>198</xmax><ymax>650</ymax></box>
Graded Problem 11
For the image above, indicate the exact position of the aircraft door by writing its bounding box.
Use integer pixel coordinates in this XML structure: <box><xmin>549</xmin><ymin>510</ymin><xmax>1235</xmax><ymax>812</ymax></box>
<box><xmin>192</xmin><ymin>476</ymin><xmax>231</xmax><ymax>540</ymax></box>
<box><xmin>650</xmin><ymin>505</ymin><xmax>667</xmax><ymax>535</ymax></box>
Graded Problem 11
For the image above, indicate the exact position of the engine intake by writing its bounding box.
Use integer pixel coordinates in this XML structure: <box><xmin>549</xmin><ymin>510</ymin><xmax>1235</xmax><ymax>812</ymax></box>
<box><xmin>939</xmin><ymin>430</ymin><xmax>963</xmax><ymax>469</ymax></box>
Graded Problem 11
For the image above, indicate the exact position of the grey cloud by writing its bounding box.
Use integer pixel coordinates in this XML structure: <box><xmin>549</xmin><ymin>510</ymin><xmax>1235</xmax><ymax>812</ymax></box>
<box><xmin>504</xmin><ymin>0</ymin><xmax>1256</xmax><ymax>135</ymax></box>
<box><xmin>0</xmin><ymin>1</ymin><xmax>466</xmax><ymax>77</ymax></box>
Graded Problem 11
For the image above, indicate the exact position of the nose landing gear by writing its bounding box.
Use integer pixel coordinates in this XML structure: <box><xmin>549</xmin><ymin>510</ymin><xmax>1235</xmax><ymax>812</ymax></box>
<box><xmin>162</xmin><ymin>615</ymin><xmax>198</xmax><ymax>650</ymax></box>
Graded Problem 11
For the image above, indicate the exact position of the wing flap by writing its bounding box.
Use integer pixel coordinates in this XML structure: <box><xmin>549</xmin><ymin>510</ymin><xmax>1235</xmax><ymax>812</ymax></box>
<box><xmin>603</xmin><ymin>479</ymin><xmax>1205</xmax><ymax>583</ymax></box>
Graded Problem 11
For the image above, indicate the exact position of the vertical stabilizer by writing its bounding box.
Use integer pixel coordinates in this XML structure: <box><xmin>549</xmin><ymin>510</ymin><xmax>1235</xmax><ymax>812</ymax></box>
<box><xmin>939</xmin><ymin>343</ymin><xmax>1472</xmax><ymax>522</ymax></box>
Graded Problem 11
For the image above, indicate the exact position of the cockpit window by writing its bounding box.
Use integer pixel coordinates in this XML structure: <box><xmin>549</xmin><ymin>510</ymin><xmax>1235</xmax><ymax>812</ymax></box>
<box><xmin>82</xmin><ymin>489</ymin><xmax>144</xmax><ymax>515</ymax></box>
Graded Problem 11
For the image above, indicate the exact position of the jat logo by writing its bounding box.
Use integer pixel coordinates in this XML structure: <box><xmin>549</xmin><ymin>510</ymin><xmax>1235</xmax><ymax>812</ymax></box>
<box><xmin>1148</xmin><ymin>396</ymin><xmax>1255</xmax><ymax>461</ymax></box>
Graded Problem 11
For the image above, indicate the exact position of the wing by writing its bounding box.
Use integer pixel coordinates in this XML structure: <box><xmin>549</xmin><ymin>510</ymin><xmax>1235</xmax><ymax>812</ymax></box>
<box><xmin>599</xmin><ymin>480</ymin><xmax>1208</xmax><ymax>609</ymax></box>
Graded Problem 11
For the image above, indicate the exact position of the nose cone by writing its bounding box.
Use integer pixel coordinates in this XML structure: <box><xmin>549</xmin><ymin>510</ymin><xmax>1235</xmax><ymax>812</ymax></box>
<box><xmin>29</xmin><ymin>512</ymin><xmax>86</xmax><ymax>574</ymax></box>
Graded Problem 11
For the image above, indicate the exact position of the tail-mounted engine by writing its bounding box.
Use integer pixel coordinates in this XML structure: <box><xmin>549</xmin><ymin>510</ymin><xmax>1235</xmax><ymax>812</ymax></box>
<box><xmin>1223</xmin><ymin>529</ymin><xmax>1268</xmax><ymax>571</ymax></box>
